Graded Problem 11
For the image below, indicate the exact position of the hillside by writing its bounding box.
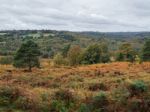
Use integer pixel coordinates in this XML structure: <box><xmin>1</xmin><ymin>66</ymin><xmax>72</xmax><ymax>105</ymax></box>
<box><xmin>0</xmin><ymin>61</ymin><xmax>150</xmax><ymax>111</ymax></box>
<box><xmin>0</xmin><ymin>30</ymin><xmax>148</xmax><ymax>56</ymax></box>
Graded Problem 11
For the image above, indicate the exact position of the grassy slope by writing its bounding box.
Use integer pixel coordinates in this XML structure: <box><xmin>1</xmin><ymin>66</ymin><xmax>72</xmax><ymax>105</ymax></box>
<box><xmin>0</xmin><ymin>60</ymin><xmax>150</xmax><ymax>111</ymax></box>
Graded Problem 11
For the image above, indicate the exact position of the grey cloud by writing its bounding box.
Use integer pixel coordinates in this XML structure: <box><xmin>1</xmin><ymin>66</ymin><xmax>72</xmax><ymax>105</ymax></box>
<box><xmin>0</xmin><ymin>0</ymin><xmax>150</xmax><ymax>31</ymax></box>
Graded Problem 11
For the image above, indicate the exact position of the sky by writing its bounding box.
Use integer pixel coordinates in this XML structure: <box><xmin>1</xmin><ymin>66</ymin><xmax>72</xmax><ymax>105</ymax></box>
<box><xmin>0</xmin><ymin>0</ymin><xmax>150</xmax><ymax>32</ymax></box>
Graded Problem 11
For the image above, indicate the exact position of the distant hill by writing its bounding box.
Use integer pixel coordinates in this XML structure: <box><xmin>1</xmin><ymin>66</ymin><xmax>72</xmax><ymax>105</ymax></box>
<box><xmin>0</xmin><ymin>30</ymin><xmax>149</xmax><ymax>57</ymax></box>
<box><xmin>79</xmin><ymin>31</ymin><xmax>150</xmax><ymax>39</ymax></box>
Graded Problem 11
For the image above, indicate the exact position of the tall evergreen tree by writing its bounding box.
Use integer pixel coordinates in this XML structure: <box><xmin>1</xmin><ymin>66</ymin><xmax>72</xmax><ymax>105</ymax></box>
<box><xmin>13</xmin><ymin>40</ymin><xmax>41</xmax><ymax>71</ymax></box>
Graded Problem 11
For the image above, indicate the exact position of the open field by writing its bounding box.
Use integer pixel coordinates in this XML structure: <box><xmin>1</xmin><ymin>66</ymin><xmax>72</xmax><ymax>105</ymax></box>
<box><xmin>0</xmin><ymin>61</ymin><xmax>150</xmax><ymax>112</ymax></box>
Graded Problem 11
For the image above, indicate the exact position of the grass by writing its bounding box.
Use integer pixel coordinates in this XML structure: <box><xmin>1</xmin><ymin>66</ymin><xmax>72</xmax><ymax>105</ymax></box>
<box><xmin>0</xmin><ymin>60</ymin><xmax>150</xmax><ymax>111</ymax></box>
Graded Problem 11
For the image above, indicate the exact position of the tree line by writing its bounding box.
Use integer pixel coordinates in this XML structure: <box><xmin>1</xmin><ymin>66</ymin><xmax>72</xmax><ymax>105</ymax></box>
<box><xmin>0</xmin><ymin>39</ymin><xmax>150</xmax><ymax>72</ymax></box>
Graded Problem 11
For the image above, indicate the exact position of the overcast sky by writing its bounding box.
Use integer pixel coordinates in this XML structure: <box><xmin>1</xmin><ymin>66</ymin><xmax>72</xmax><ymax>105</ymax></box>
<box><xmin>0</xmin><ymin>0</ymin><xmax>150</xmax><ymax>32</ymax></box>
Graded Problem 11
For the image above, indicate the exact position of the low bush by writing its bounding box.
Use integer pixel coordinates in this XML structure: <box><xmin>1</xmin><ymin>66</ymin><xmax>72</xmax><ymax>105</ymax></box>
<box><xmin>53</xmin><ymin>89</ymin><xmax>79</xmax><ymax>111</ymax></box>
<box><xmin>0</xmin><ymin>85</ymin><xmax>44</xmax><ymax>112</ymax></box>
<box><xmin>53</xmin><ymin>53</ymin><xmax>69</xmax><ymax>66</ymax></box>
<box><xmin>0</xmin><ymin>85</ymin><xmax>19</xmax><ymax>106</ymax></box>
<box><xmin>91</xmin><ymin>91</ymin><xmax>109</xmax><ymax>112</ymax></box>
<box><xmin>0</xmin><ymin>56</ymin><xmax>13</xmax><ymax>65</ymax></box>
<box><xmin>78</xmin><ymin>103</ymin><xmax>90</xmax><ymax>112</ymax></box>
<box><xmin>50</xmin><ymin>100</ymin><xmax>68</xmax><ymax>112</ymax></box>
<box><xmin>54</xmin><ymin>89</ymin><xmax>78</xmax><ymax>105</ymax></box>
<box><xmin>128</xmin><ymin>80</ymin><xmax>147</xmax><ymax>96</ymax></box>
<box><xmin>14</xmin><ymin>91</ymin><xmax>42</xmax><ymax>111</ymax></box>
<box><xmin>127</xmin><ymin>98</ymin><xmax>143</xmax><ymax>112</ymax></box>
<box><xmin>111</xmin><ymin>86</ymin><xmax>130</xmax><ymax>106</ymax></box>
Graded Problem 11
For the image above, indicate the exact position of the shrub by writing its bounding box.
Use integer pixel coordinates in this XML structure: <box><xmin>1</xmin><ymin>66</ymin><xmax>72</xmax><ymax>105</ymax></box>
<box><xmin>128</xmin><ymin>80</ymin><xmax>147</xmax><ymax>96</ymax></box>
<box><xmin>67</xmin><ymin>46</ymin><xmax>81</xmax><ymax>66</ymax></box>
<box><xmin>91</xmin><ymin>92</ymin><xmax>109</xmax><ymax>111</ymax></box>
<box><xmin>127</xmin><ymin>93</ymin><xmax>150</xmax><ymax>112</ymax></box>
<box><xmin>80</xmin><ymin>44</ymin><xmax>101</xmax><ymax>64</ymax></box>
<box><xmin>15</xmin><ymin>96</ymin><xmax>33</xmax><ymax>110</ymax></box>
<box><xmin>116</xmin><ymin>52</ymin><xmax>124</xmax><ymax>61</ymax></box>
<box><xmin>0</xmin><ymin>86</ymin><xmax>19</xmax><ymax>106</ymax></box>
<box><xmin>111</xmin><ymin>86</ymin><xmax>130</xmax><ymax>106</ymax></box>
<box><xmin>14</xmin><ymin>92</ymin><xmax>41</xmax><ymax>111</ymax></box>
<box><xmin>78</xmin><ymin>103</ymin><xmax>90</xmax><ymax>112</ymax></box>
<box><xmin>101</xmin><ymin>54</ymin><xmax>110</xmax><ymax>63</ymax></box>
<box><xmin>53</xmin><ymin>53</ymin><xmax>68</xmax><ymax>66</ymax></box>
<box><xmin>39</xmin><ymin>92</ymin><xmax>51</xmax><ymax>112</ymax></box>
<box><xmin>117</xmin><ymin>43</ymin><xmax>136</xmax><ymax>62</ymax></box>
<box><xmin>54</xmin><ymin>89</ymin><xmax>79</xmax><ymax>110</ymax></box>
<box><xmin>127</xmin><ymin>98</ymin><xmax>142</xmax><ymax>112</ymax></box>
<box><xmin>50</xmin><ymin>100</ymin><xmax>68</xmax><ymax>112</ymax></box>
<box><xmin>0</xmin><ymin>56</ymin><xmax>13</xmax><ymax>65</ymax></box>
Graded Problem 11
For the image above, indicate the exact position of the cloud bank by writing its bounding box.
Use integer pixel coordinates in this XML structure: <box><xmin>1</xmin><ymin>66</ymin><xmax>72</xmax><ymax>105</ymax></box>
<box><xmin>0</xmin><ymin>0</ymin><xmax>150</xmax><ymax>32</ymax></box>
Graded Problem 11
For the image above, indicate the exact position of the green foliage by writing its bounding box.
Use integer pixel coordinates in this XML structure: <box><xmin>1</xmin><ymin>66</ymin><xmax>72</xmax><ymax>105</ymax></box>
<box><xmin>62</xmin><ymin>44</ymin><xmax>71</xmax><ymax>57</ymax></box>
<box><xmin>128</xmin><ymin>80</ymin><xmax>147</xmax><ymax>96</ymax></box>
<box><xmin>135</xmin><ymin>55</ymin><xmax>142</xmax><ymax>64</ymax></box>
<box><xmin>42</xmin><ymin>46</ymin><xmax>54</xmax><ymax>58</ymax></box>
<box><xmin>99</xmin><ymin>43</ymin><xmax>110</xmax><ymax>63</ymax></box>
<box><xmin>14</xmin><ymin>96</ymin><xmax>40</xmax><ymax>111</ymax></box>
<box><xmin>91</xmin><ymin>92</ymin><xmax>108</xmax><ymax>112</ymax></box>
<box><xmin>80</xmin><ymin>43</ymin><xmax>110</xmax><ymax>64</ymax></box>
<box><xmin>0</xmin><ymin>86</ymin><xmax>19</xmax><ymax>107</ymax></box>
<box><xmin>142</xmin><ymin>39</ymin><xmax>150</xmax><ymax>61</ymax></box>
<box><xmin>53</xmin><ymin>53</ymin><xmax>68</xmax><ymax>66</ymax></box>
<box><xmin>0</xmin><ymin>85</ymin><xmax>50</xmax><ymax>112</ymax></box>
<box><xmin>52</xmin><ymin>89</ymin><xmax>80</xmax><ymax>112</ymax></box>
<box><xmin>13</xmin><ymin>40</ymin><xmax>41</xmax><ymax>71</ymax></box>
<box><xmin>80</xmin><ymin>44</ymin><xmax>101</xmax><ymax>64</ymax></box>
<box><xmin>0</xmin><ymin>56</ymin><xmax>13</xmax><ymax>65</ymax></box>
<box><xmin>51</xmin><ymin>100</ymin><xmax>68</xmax><ymax>112</ymax></box>
<box><xmin>67</xmin><ymin>46</ymin><xmax>81</xmax><ymax>66</ymax></box>
<box><xmin>54</xmin><ymin>89</ymin><xmax>78</xmax><ymax>105</ymax></box>
<box><xmin>116</xmin><ymin>52</ymin><xmax>124</xmax><ymax>61</ymax></box>
<box><xmin>100</xmin><ymin>54</ymin><xmax>110</xmax><ymax>63</ymax></box>
<box><xmin>78</xmin><ymin>103</ymin><xmax>90</xmax><ymax>112</ymax></box>
<box><xmin>117</xmin><ymin>43</ymin><xmax>136</xmax><ymax>62</ymax></box>
<box><xmin>0</xmin><ymin>30</ymin><xmax>146</xmax><ymax>59</ymax></box>
<box><xmin>127</xmin><ymin>98</ymin><xmax>150</xmax><ymax>112</ymax></box>
<box><xmin>111</xmin><ymin>86</ymin><xmax>130</xmax><ymax>106</ymax></box>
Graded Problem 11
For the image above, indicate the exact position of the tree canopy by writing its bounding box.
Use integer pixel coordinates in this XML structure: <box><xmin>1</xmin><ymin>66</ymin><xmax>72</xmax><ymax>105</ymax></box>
<box><xmin>142</xmin><ymin>39</ymin><xmax>150</xmax><ymax>61</ymax></box>
<box><xmin>13</xmin><ymin>40</ymin><xmax>41</xmax><ymax>71</ymax></box>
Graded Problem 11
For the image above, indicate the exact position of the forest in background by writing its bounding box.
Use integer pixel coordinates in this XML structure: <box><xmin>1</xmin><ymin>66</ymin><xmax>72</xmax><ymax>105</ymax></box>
<box><xmin>0</xmin><ymin>30</ymin><xmax>148</xmax><ymax>57</ymax></box>
<box><xmin>0</xmin><ymin>30</ymin><xmax>150</xmax><ymax>112</ymax></box>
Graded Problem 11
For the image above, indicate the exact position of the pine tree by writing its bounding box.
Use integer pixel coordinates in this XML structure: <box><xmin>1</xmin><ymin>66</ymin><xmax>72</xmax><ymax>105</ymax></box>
<box><xmin>13</xmin><ymin>40</ymin><xmax>41</xmax><ymax>72</ymax></box>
